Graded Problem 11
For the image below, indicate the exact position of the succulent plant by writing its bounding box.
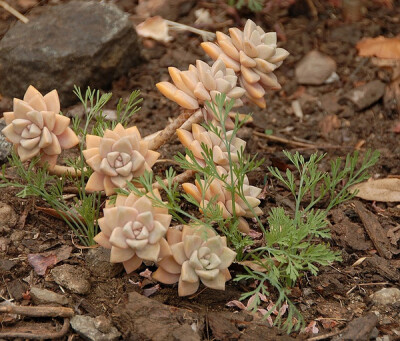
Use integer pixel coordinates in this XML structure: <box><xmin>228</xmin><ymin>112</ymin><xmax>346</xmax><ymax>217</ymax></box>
<box><xmin>83</xmin><ymin>123</ymin><xmax>160</xmax><ymax>195</ymax></box>
<box><xmin>201</xmin><ymin>19</ymin><xmax>289</xmax><ymax>108</ymax></box>
<box><xmin>2</xmin><ymin>85</ymin><xmax>79</xmax><ymax>168</ymax></box>
<box><xmin>153</xmin><ymin>225</ymin><xmax>236</xmax><ymax>296</ymax></box>
<box><xmin>182</xmin><ymin>166</ymin><xmax>262</xmax><ymax>233</ymax></box>
<box><xmin>156</xmin><ymin>59</ymin><xmax>246</xmax><ymax>128</ymax></box>
<box><xmin>176</xmin><ymin>123</ymin><xmax>246</xmax><ymax>170</ymax></box>
<box><xmin>94</xmin><ymin>189</ymin><xmax>172</xmax><ymax>273</ymax></box>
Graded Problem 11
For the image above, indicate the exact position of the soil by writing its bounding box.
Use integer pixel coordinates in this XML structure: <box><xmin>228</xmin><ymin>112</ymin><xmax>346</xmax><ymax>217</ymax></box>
<box><xmin>0</xmin><ymin>0</ymin><xmax>399</xmax><ymax>340</ymax></box>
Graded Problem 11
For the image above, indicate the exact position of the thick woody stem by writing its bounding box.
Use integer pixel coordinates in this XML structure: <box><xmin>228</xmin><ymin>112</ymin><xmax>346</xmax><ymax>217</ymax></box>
<box><xmin>48</xmin><ymin>165</ymin><xmax>82</xmax><ymax>177</ymax></box>
<box><xmin>147</xmin><ymin>109</ymin><xmax>199</xmax><ymax>150</ymax></box>
<box><xmin>180</xmin><ymin>109</ymin><xmax>204</xmax><ymax>131</ymax></box>
<box><xmin>0</xmin><ymin>305</ymin><xmax>74</xmax><ymax>317</ymax></box>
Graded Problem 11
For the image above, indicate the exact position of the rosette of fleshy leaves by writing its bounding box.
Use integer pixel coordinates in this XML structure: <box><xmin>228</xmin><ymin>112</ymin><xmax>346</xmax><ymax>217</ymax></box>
<box><xmin>153</xmin><ymin>225</ymin><xmax>236</xmax><ymax>296</ymax></box>
<box><xmin>182</xmin><ymin>166</ymin><xmax>262</xmax><ymax>233</ymax></box>
<box><xmin>83</xmin><ymin>123</ymin><xmax>160</xmax><ymax>195</ymax></box>
<box><xmin>2</xmin><ymin>86</ymin><xmax>79</xmax><ymax>168</ymax></box>
<box><xmin>94</xmin><ymin>189</ymin><xmax>172</xmax><ymax>273</ymax></box>
<box><xmin>176</xmin><ymin>123</ymin><xmax>246</xmax><ymax>170</ymax></box>
<box><xmin>201</xmin><ymin>19</ymin><xmax>289</xmax><ymax>108</ymax></box>
<box><xmin>156</xmin><ymin>59</ymin><xmax>246</xmax><ymax>129</ymax></box>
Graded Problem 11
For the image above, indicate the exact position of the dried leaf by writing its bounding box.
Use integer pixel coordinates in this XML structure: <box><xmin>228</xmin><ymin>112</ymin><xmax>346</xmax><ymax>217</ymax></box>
<box><xmin>257</xmin><ymin>308</ymin><xmax>274</xmax><ymax>326</ymax></box>
<box><xmin>302</xmin><ymin>320</ymin><xmax>319</xmax><ymax>334</ymax></box>
<box><xmin>27</xmin><ymin>246</ymin><xmax>72</xmax><ymax>275</ymax></box>
<box><xmin>143</xmin><ymin>284</ymin><xmax>160</xmax><ymax>297</ymax></box>
<box><xmin>239</xmin><ymin>260</ymin><xmax>269</xmax><ymax>272</ymax></box>
<box><xmin>226</xmin><ymin>300</ymin><xmax>246</xmax><ymax>310</ymax></box>
<box><xmin>356</xmin><ymin>36</ymin><xmax>400</xmax><ymax>59</ymax></box>
<box><xmin>352</xmin><ymin>257</ymin><xmax>367</xmax><ymax>267</ymax></box>
<box><xmin>140</xmin><ymin>268</ymin><xmax>153</xmax><ymax>279</ymax></box>
<box><xmin>136</xmin><ymin>16</ymin><xmax>173</xmax><ymax>43</ymax></box>
<box><xmin>248</xmin><ymin>229</ymin><xmax>263</xmax><ymax>239</ymax></box>
<box><xmin>35</xmin><ymin>206</ymin><xmax>84</xmax><ymax>223</ymax></box>
<box><xmin>349</xmin><ymin>178</ymin><xmax>400</xmax><ymax>202</ymax></box>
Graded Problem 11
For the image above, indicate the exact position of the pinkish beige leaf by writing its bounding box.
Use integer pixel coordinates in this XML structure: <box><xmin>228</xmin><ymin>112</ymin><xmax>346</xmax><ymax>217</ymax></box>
<box><xmin>136</xmin><ymin>16</ymin><xmax>173</xmax><ymax>43</ymax></box>
<box><xmin>349</xmin><ymin>178</ymin><xmax>400</xmax><ymax>202</ymax></box>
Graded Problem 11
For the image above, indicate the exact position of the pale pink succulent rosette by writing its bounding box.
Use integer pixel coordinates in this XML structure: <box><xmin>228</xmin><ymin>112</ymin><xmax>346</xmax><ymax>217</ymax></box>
<box><xmin>201</xmin><ymin>19</ymin><xmax>289</xmax><ymax>108</ymax></box>
<box><xmin>2</xmin><ymin>86</ymin><xmax>79</xmax><ymax>168</ymax></box>
<box><xmin>83</xmin><ymin>123</ymin><xmax>160</xmax><ymax>195</ymax></box>
<box><xmin>182</xmin><ymin>166</ymin><xmax>262</xmax><ymax>233</ymax></box>
<box><xmin>94</xmin><ymin>190</ymin><xmax>172</xmax><ymax>273</ymax></box>
<box><xmin>177</xmin><ymin>123</ymin><xmax>246</xmax><ymax>170</ymax></box>
<box><xmin>156</xmin><ymin>59</ymin><xmax>246</xmax><ymax>129</ymax></box>
<box><xmin>153</xmin><ymin>225</ymin><xmax>236</xmax><ymax>296</ymax></box>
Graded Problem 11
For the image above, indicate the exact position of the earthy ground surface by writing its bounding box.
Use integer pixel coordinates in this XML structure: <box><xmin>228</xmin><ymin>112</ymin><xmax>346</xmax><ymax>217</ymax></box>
<box><xmin>0</xmin><ymin>0</ymin><xmax>399</xmax><ymax>340</ymax></box>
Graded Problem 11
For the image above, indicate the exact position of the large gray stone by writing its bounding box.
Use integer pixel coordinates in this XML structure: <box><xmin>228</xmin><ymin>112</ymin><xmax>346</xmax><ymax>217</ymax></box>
<box><xmin>0</xmin><ymin>1</ymin><xmax>140</xmax><ymax>106</ymax></box>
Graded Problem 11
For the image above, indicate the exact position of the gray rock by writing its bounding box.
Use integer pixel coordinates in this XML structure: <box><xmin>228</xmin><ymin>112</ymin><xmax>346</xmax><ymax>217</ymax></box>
<box><xmin>0</xmin><ymin>1</ymin><xmax>140</xmax><ymax>106</ymax></box>
<box><xmin>30</xmin><ymin>287</ymin><xmax>68</xmax><ymax>306</ymax></box>
<box><xmin>371</xmin><ymin>287</ymin><xmax>400</xmax><ymax>306</ymax></box>
<box><xmin>295</xmin><ymin>50</ymin><xmax>337</xmax><ymax>85</ymax></box>
<box><xmin>70</xmin><ymin>315</ymin><xmax>121</xmax><ymax>341</ymax></box>
<box><xmin>0</xmin><ymin>203</ymin><xmax>18</xmax><ymax>229</ymax></box>
<box><xmin>51</xmin><ymin>264</ymin><xmax>91</xmax><ymax>295</ymax></box>
<box><xmin>85</xmin><ymin>247</ymin><xmax>123</xmax><ymax>278</ymax></box>
<box><xmin>0</xmin><ymin>121</ymin><xmax>11</xmax><ymax>164</ymax></box>
<box><xmin>342</xmin><ymin>80</ymin><xmax>386</xmax><ymax>111</ymax></box>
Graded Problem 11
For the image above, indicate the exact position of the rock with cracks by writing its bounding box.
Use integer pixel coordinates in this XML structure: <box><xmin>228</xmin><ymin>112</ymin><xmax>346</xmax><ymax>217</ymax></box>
<box><xmin>51</xmin><ymin>264</ymin><xmax>91</xmax><ymax>295</ymax></box>
<box><xmin>71</xmin><ymin>315</ymin><xmax>121</xmax><ymax>341</ymax></box>
<box><xmin>30</xmin><ymin>287</ymin><xmax>69</xmax><ymax>306</ymax></box>
<box><xmin>0</xmin><ymin>1</ymin><xmax>140</xmax><ymax>106</ymax></box>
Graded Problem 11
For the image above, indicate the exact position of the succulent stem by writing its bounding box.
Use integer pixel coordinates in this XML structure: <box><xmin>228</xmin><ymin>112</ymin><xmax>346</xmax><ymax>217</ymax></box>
<box><xmin>147</xmin><ymin>109</ymin><xmax>199</xmax><ymax>150</ymax></box>
<box><xmin>48</xmin><ymin>165</ymin><xmax>82</xmax><ymax>177</ymax></box>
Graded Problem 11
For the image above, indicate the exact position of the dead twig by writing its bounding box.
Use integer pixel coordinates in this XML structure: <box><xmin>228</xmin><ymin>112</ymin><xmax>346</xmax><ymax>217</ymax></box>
<box><xmin>0</xmin><ymin>1</ymin><xmax>29</xmax><ymax>23</ymax></box>
<box><xmin>253</xmin><ymin>131</ymin><xmax>318</xmax><ymax>149</ymax></box>
<box><xmin>353</xmin><ymin>201</ymin><xmax>393</xmax><ymax>259</ymax></box>
<box><xmin>346</xmin><ymin>282</ymin><xmax>389</xmax><ymax>295</ymax></box>
<box><xmin>0</xmin><ymin>317</ymin><xmax>70</xmax><ymax>339</ymax></box>
<box><xmin>0</xmin><ymin>305</ymin><xmax>74</xmax><ymax>317</ymax></box>
<box><xmin>306</xmin><ymin>329</ymin><xmax>343</xmax><ymax>341</ymax></box>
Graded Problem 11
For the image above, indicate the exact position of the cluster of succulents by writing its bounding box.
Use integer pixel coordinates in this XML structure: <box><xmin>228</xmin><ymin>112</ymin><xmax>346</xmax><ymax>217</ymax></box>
<box><xmin>1</xmin><ymin>19</ymin><xmax>286</xmax><ymax>297</ymax></box>
<box><xmin>176</xmin><ymin>123</ymin><xmax>246</xmax><ymax>170</ymax></box>
<box><xmin>157</xmin><ymin>59</ymin><xmax>245</xmax><ymax>128</ymax></box>
<box><xmin>201</xmin><ymin>19</ymin><xmax>289</xmax><ymax>109</ymax></box>
<box><xmin>182</xmin><ymin>166</ymin><xmax>262</xmax><ymax>234</ymax></box>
